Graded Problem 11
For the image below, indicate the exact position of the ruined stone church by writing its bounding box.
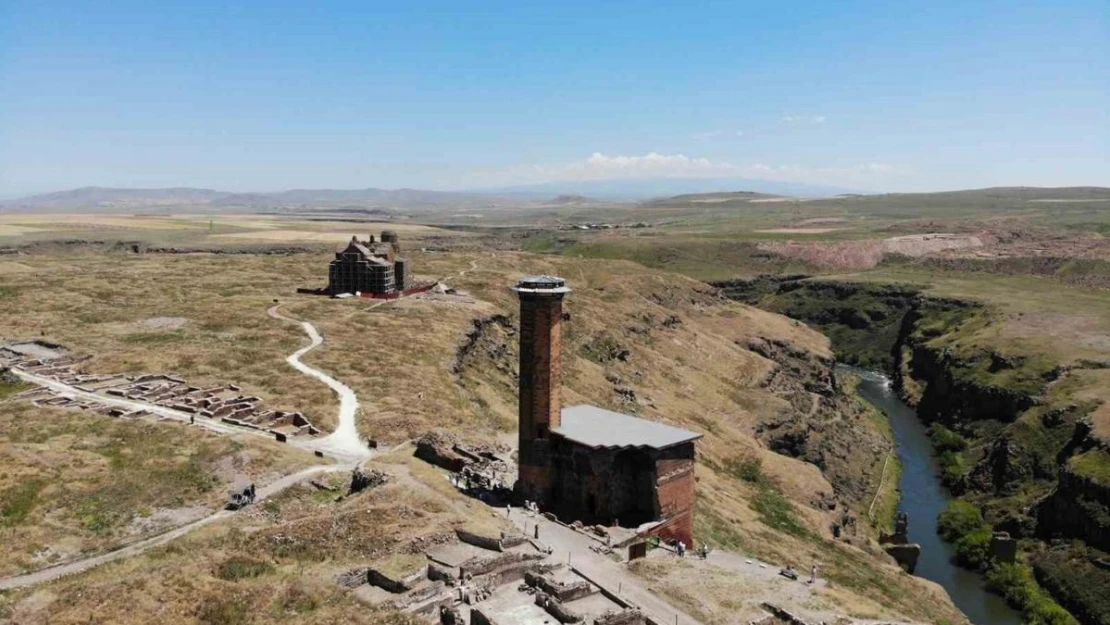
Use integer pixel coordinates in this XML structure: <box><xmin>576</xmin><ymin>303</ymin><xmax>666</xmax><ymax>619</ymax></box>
<box><xmin>327</xmin><ymin>231</ymin><xmax>411</xmax><ymax>295</ymax></box>
<box><xmin>513</xmin><ymin>276</ymin><xmax>700</xmax><ymax>545</ymax></box>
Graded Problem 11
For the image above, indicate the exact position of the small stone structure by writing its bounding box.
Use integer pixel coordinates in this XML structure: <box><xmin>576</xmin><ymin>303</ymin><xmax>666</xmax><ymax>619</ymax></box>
<box><xmin>990</xmin><ymin>531</ymin><xmax>1018</xmax><ymax>564</ymax></box>
<box><xmin>879</xmin><ymin>512</ymin><xmax>921</xmax><ymax>573</ymax></box>
<box><xmin>349</xmin><ymin>468</ymin><xmax>391</xmax><ymax>495</ymax></box>
<box><xmin>344</xmin><ymin>521</ymin><xmax>631</xmax><ymax>625</ymax></box>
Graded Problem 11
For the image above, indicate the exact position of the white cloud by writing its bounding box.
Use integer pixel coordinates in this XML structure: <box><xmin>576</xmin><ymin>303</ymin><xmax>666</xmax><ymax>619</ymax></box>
<box><xmin>781</xmin><ymin>114</ymin><xmax>827</xmax><ymax>124</ymax></box>
<box><xmin>562</xmin><ymin>152</ymin><xmax>741</xmax><ymax>180</ymax></box>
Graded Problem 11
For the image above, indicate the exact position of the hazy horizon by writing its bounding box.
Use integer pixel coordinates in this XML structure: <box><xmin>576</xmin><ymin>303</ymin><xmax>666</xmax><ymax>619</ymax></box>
<box><xmin>2</xmin><ymin>1</ymin><xmax>1107</xmax><ymax>197</ymax></box>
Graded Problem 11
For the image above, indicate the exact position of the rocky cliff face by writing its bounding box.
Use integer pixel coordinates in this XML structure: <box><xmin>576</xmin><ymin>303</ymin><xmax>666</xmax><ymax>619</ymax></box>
<box><xmin>744</xmin><ymin>335</ymin><xmax>889</xmax><ymax>507</ymax></box>
<box><xmin>1037</xmin><ymin>444</ymin><xmax>1110</xmax><ymax>553</ymax></box>
<box><xmin>714</xmin><ymin>278</ymin><xmax>918</xmax><ymax>371</ymax></box>
<box><xmin>718</xmin><ymin>275</ymin><xmax>1110</xmax><ymax>621</ymax></box>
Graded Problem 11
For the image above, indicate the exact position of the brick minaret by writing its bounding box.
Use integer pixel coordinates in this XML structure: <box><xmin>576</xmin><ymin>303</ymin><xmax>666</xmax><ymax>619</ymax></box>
<box><xmin>513</xmin><ymin>275</ymin><xmax>571</xmax><ymax>502</ymax></box>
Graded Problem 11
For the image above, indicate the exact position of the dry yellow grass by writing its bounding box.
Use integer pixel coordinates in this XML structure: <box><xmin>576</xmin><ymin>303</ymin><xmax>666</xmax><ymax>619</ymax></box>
<box><xmin>0</xmin><ymin>228</ymin><xmax>955</xmax><ymax>623</ymax></box>
<box><xmin>0</xmin><ymin>251</ymin><xmax>340</xmax><ymax>430</ymax></box>
<box><xmin>210</xmin><ymin>222</ymin><xmax>460</xmax><ymax>242</ymax></box>
<box><xmin>0</xmin><ymin>214</ymin><xmax>200</xmax><ymax>231</ymax></box>
<box><xmin>0</xmin><ymin>225</ymin><xmax>46</xmax><ymax>237</ymax></box>
<box><xmin>0</xmin><ymin>400</ymin><xmax>316</xmax><ymax>578</ymax></box>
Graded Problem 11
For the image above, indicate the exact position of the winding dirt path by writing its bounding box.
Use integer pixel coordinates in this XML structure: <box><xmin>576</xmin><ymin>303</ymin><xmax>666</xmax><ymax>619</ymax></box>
<box><xmin>0</xmin><ymin>464</ymin><xmax>343</xmax><ymax>590</ymax></box>
<box><xmin>267</xmin><ymin>305</ymin><xmax>370</xmax><ymax>462</ymax></box>
<box><xmin>0</xmin><ymin>307</ymin><xmax>373</xmax><ymax>590</ymax></box>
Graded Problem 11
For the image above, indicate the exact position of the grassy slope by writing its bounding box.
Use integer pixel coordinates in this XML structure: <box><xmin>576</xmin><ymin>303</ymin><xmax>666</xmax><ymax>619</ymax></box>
<box><xmin>0</xmin><ymin>239</ymin><xmax>962</xmax><ymax>624</ymax></box>
<box><xmin>0</xmin><ymin>400</ymin><xmax>313</xmax><ymax>577</ymax></box>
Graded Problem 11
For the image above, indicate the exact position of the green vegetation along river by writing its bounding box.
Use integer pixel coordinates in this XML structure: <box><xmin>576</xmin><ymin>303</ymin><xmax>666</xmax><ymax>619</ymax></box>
<box><xmin>850</xmin><ymin>368</ymin><xmax>1022</xmax><ymax>625</ymax></box>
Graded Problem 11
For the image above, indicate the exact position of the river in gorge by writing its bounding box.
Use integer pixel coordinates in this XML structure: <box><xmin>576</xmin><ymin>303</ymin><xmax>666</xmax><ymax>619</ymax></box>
<box><xmin>847</xmin><ymin>367</ymin><xmax>1023</xmax><ymax>625</ymax></box>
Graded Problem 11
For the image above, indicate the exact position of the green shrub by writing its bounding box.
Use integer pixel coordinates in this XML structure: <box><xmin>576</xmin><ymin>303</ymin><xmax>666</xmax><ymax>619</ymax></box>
<box><xmin>929</xmin><ymin>423</ymin><xmax>969</xmax><ymax>453</ymax></box>
<box><xmin>987</xmin><ymin>563</ymin><xmax>1078</xmax><ymax>625</ymax></box>
<box><xmin>937</xmin><ymin>500</ymin><xmax>986</xmax><ymax>541</ymax></box>
<box><xmin>216</xmin><ymin>556</ymin><xmax>275</xmax><ymax>581</ymax></box>
<box><xmin>1032</xmin><ymin>548</ymin><xmax>1110</xmax><ymax>625</ymax></box>
<box><xmin>937</xmin><ymin>450</ymin><xmax>969</xmax><ymax>492</ymax></box>
<box><xmin>724</xmin><ymin>456</ymin><xmax>766</xmax><ymax>485</ymax></box>
<box><xmin>0</xmin><ymin>479</ymin><xmax>44</xmax><ymax>525</ymax></box>
<box><xmin>954</xmin><ymin>527</ymin><xmax>993</xmax><ymax>569</ymax></box>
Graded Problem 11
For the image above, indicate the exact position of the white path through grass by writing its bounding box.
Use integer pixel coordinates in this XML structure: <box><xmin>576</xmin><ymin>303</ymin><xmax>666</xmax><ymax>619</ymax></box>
<box><xmin>268</xmin><ymin>304</ymin><xmax>371</xmax><ymax>463</ymax></box>
<box><xmin>0</xmin><ymin>306</ymin><xmax>373</xmax><ymax>590</ymax></box>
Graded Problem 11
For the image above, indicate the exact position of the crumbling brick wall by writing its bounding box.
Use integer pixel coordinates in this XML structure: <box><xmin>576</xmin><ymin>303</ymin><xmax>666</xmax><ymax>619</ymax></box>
<box><xmin>594</xmin><ymin>609</ymin><xmax>647</xmax><ymax>625</ymax></box>
<box><xmin>415</xmin><ymin>434</ymin><xmax>469</xmax><ymax>472</ymax></box>
<box><xmin>455</xmin><ymin>528</ymin><xmax>503</xmax><ymax>552</ymax></box>
<box><xmin>524</xmin><ymin>571</ymin><xmax>595</xmax><ymax>603</ymax></box>
<box><xmin>459</xmin><ymin>550</ymin><xmax>545</xmax><ymax>578</ymax></box>
<box><xmin>547</xmin><ymin>439</ymin><xmax>696</xmax><ymax>546</ymax></box>
<box><xmin>535</xmin><ymin>592</ymin><xmax>582</xmax><ymax>624</ymax></box>
<box><xmin>367</xmin><ymin>567</ymin><xmax>426</xmax><ymax>593</ymax></box>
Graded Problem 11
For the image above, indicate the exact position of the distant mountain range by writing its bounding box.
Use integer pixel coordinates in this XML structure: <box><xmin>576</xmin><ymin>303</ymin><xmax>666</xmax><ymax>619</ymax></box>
<box><xmin>475</xmin><ymin>177</ymin><xmax>860</xmax><ymax>199</ymax></box>
<box><xmin>0</xmin><ymin>177</ymin><xmax>864</xmax><ymax>212</ymax></box>
<box><xmin>3</xmin><ymin>183</ymin><xmax>1107</xmax><ymax>213</ymax></box>
<box><xmin>0</xmin><ymin>186</ymin><xmax>511</xmax><ymax>211</ymax></box>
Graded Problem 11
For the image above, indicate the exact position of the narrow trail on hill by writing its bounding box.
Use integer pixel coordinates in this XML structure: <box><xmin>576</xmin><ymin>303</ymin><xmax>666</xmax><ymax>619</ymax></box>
<box><xmin>267</xmin><ymin>304</ymin><xmax>372</xmax><ymax>462</ymax></box>
<box><xmin>0</xmin><ymin>308</ymin><xmax>376</xmax><ymax>590</ymax></box>
<box><xmin>0</xmin><ymin>463</ymin><xmax>344</xmax><ymax>590</ymax></box>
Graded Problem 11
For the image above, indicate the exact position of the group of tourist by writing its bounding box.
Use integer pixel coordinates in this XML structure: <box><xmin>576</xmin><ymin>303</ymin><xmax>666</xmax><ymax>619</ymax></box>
<box><xmin>780</xmin><ymin>564</ymin><xmax>819</xmax><ymax>584</ymax></box>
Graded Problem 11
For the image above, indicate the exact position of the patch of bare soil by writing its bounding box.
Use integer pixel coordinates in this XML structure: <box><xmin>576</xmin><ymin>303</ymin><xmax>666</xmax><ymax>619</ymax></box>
<box><xmin>998</xmin><ymin>313</ymin><xmax>1110</xmax><ymax>353</ymax></box>
<box><xmin>880</xmin><ymin>233</ymin><xmax>983</xmax><ymax>256</ymax></box>
<box><xmin>798</xmin><ymin>218</ymin><xmax>848</xmax><ymax>225</ymax></box>
<box><xmin>133</xmin><ymin>316</ymin><xmax>188</xmax><ymax>330</ymax></box>
<box><xmin>756</xmin><ymin>228</ymin><xmax>844</xmax><ymax>234</ymax></box>
<box><xmin>758</xmin><ymin>240</ymin><xmax>884</xmax><ymax>270</ymax></box>
<box><xmin>125</xmin><ymin>505</ymin><xmax>209</xmax><ymax>536</ymax></box>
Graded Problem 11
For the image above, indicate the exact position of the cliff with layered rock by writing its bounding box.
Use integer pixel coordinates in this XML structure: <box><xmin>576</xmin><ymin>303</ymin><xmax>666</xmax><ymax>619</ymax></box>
<box><xmin>716</xmin><ymin>275</ymin><xmax>1110</xmax><ymax>622</ymax></box>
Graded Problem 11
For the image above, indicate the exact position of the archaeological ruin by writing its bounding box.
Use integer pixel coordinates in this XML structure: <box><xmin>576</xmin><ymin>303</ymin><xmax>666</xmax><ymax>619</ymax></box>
<box><xmin>327</xmin><ymin>231</ymin><xmax>412</xmax><ymax>295</ymax></box>
<box><xmin>1</xmin><ymin>340</ymin><xmax>321</xmax><ymax>440</ymax></box>
<box><xmin>513</xmin><ymin>276</ymin><xmax>701</xmax><ymax>546</ymax></box>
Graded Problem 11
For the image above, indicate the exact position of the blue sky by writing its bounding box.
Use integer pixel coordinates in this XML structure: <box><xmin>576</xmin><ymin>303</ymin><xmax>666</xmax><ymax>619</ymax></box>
<box><xmin>1</xmin><ymin>0</ymin><xmax>1107</xmax><ymax>196</ymax></box>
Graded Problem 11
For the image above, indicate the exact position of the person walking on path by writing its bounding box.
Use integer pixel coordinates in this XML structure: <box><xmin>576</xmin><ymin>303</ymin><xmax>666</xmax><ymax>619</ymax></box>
<box><xmin>810</xmin><ymin>563</ymin><xmax>818</xmax><ymax>584</ymax></box>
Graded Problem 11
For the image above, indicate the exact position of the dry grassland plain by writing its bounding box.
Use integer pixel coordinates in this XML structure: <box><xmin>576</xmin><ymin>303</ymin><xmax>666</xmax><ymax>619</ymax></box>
<box><xmin>0</xmin><ymin>217</ymin><xmax>965</xmax><ymax>624</ymax></box>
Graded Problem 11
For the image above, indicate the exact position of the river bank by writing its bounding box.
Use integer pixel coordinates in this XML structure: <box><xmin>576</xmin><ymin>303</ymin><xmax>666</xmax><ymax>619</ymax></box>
<box><xmin>848</xmin><ymin>367</ymin><xmax>1023</xmax><ymax>625</ymax></box>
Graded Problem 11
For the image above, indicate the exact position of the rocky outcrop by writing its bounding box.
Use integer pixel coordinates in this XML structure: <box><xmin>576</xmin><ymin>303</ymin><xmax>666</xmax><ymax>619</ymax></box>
<box><xmin>715</xmin><ymin>278</ymin><xmax>920</xmax><ymax>371</ymax></box>
<box><xmin>452</xmin><ymin>314</ymin><xmax>516</xmax><ymax>376</ymax></box>
<box><xmin>906</xmin><ymin>339</ymin><xmax>1036</xmax><ymax>427</ymax></box>
<box><xmin>747</xmin><ymin>335</ymin><xmax>888</xmax><ymax>508</ymax></box>
<box><xmin>1036</xmin><ymin>453</ymin><xmax>1110</xmax><ymax>552</ymax></box>
<box><xmin>884</xmin><ymin>544</ymin><xmax>922</xmax><ymax>574</ymax></box>
<box><xmin>880</xmin><ymin>512</ymin><xmax>921</xmax><ymax>573</ymax></box>
<box><xmin>967</xmin><ymin>436</ymin><xmax>1036</xmax><ymax>495</ymax></box>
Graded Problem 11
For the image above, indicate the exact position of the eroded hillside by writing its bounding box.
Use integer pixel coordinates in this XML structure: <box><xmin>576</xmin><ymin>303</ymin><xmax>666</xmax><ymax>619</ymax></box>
<box><xmin>0</xmin><ymin>248</ymin><xmax>965</xmax><ymax>624</ymax></box>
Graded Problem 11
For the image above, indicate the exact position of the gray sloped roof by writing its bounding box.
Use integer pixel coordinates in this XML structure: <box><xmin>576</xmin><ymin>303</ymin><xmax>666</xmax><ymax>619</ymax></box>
<box><xmin>551</xmin><ymin>404</ymin><xmax>702</xmax><ymax>450</ymax></box>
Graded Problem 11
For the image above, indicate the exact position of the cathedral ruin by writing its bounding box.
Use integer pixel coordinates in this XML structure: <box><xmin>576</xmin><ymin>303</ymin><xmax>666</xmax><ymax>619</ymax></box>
<box><xmin>327</xmin><ymin>230</ymin><xmax>411</xmax><ymax>295</ymax></box>
<box><xmin>513</xmin><ymin>276</ymin><xmax>700</xmax><ymax>545</ymax></box>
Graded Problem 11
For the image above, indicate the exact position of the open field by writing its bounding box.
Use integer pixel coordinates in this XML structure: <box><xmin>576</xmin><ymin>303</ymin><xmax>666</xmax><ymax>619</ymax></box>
<box><xmin>0</xmin><ymin>399</ymin><xmax>317</xmax><ymax>578</ymax></box>
<box><xmin>0</xmin><ymin>220</ymin><xmax>966</xmax><ymax>623</ymax></box>
<box><xmin>0</xmin><ymin>213</ymin><xmax>471</xmax><ymax>249</ymax></box>
<box><xmin>3</xmin><ymin>189</ymin><xmax>1104</xmax><ymax>622</ymax></box>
